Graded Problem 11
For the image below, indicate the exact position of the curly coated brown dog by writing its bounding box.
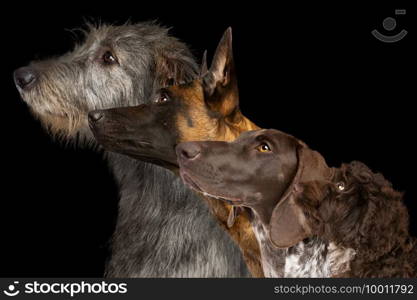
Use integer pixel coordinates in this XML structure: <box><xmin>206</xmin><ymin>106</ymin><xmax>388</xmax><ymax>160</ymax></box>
<box><xmin>176</xmin><ymin>129</ymin><xmax>417</xmax><ymax>277</ymax></box>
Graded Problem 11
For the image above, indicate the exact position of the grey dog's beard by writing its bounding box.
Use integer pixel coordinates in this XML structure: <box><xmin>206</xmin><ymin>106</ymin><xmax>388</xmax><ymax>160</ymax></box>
<box><xmin>28</xmin><ymin>103</ymin><xmax>94</xmax><ymax>143</ymax></box>
<box><xmin>20</xmin><ymin>89</ymin><xmax>84</xmax><ymax>133</ymax></box>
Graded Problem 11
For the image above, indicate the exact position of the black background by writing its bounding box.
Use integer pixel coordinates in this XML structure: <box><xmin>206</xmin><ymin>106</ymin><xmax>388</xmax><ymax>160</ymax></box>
<box><xmin>1</xmin><ymin>2</ymin><xmax>414</xmax><ymax>277</ymax></box>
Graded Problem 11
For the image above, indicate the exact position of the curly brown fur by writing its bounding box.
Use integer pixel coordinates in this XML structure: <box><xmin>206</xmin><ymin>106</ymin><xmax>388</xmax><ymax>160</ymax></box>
<box><xmin>299</xmin><ymin>161</ymin><xmax>417</xmax><ymax>277</ymax></box>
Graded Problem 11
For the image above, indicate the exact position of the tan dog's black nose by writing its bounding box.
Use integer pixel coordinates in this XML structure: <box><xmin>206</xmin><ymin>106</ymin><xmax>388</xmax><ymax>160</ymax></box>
<box><xmin>88</xmin><ymin>110</ymin><xmax>105</xmax><ymax>123</ymax></box>
<box><xmin>176</xmin><ymin>142</ymin><xmax>201</xmax><ymax>160</ymax></box>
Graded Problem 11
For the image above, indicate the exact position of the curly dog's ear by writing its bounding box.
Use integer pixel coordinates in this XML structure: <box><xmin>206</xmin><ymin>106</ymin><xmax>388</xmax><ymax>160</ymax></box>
<box><xmin>269</xmin><ymin>146</ymin><xmax>333</xmax><ymax>248</ymax></box>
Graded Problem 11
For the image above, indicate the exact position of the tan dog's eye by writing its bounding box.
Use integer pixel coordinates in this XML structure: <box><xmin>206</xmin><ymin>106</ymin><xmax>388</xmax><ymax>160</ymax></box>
<box><xmin>155</xmin><ymin>92</ymin><xmax>170</xmax><ymax>104</ymax></box>
<box><xmin>256</xmin><ymin>143</ymin><xmax>271</xmax><ymax>153</ymax></box>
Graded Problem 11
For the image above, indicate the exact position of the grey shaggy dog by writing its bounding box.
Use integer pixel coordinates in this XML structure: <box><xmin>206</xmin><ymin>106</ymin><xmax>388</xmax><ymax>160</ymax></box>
<box><xmin>14</xmin><ymin>22</ymin><xmax>249</xmax><ymax>277</ymax></box>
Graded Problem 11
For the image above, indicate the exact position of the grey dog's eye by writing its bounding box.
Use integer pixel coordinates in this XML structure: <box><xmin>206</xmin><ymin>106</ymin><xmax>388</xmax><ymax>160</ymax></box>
<box><xmin>102</xmin><ymin>51</ymin><xmax>117</xmax><ymax>65</ymax></box>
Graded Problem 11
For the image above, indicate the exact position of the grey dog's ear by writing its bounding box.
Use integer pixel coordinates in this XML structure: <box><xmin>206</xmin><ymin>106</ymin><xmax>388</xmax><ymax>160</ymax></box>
<box><xmin>202</xmin><ymin>27</ymin><xmax>239</xmax><ymax>117</ymax></box>
<box><xmin>269</xmin><ymin>147</ymin><xmax>332</xmax><ymax>248</ymax></box>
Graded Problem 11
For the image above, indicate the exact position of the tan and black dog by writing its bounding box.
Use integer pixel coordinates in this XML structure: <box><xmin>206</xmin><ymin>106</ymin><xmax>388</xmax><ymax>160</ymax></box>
<box><xmin>88</xmin><ymin>28</ymin><xmax>264</xmax><ymax>276</ymax></box>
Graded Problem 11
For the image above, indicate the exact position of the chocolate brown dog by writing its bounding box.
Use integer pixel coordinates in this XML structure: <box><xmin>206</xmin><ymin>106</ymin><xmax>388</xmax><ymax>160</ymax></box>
<box><xmin>89</xmin><ymin>29</ymin><xmax>264</xmax><ymax>276</ymax></box>
<box><xmin>176</xmin><ymin>129</ymin><xmax>417</xmax><ymax>277</ymax></box>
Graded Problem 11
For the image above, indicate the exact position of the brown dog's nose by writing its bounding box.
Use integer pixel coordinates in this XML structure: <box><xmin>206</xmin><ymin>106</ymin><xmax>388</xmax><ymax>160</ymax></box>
<box><xmin>88</xmin><ymin>110</ymin><xmax>105</xmax><ymax>123</ymax></box>
<box><xmin>14</xmin><ymin>67</ymin><xmax>37</xmax><ymax>90</ymax></box>
<box><xmin>177</xmin><ymin>142</ymin><xmax>201</xmax><ymax>160</ymax></box>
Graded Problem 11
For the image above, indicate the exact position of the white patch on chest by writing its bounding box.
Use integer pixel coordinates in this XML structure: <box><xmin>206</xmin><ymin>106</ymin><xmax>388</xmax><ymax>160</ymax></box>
<box><xmin>252</xmin><ymin>221</ymin><xmax>283</xmax><ymax>277</ymax></box>
<box><xmin>328</xmin><ymin>242</ymin><xmax>356</xmax><ymax>276</ymax></box>
<box><xmin>252</xmin><ymin>219</ymin><xmax>355</xmax><ymax>277</ymax></box>
<box><xmin>284</xmin><ymin>241</ymin><xmax>330</xmax><ymax>277</ymax></box>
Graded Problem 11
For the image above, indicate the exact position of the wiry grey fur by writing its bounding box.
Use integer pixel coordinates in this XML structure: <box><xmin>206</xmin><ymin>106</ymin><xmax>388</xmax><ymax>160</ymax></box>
<box><xmin>15</xmin><ymin>22</ymin><xmax>248</xmax><ymax>277</ymax></box>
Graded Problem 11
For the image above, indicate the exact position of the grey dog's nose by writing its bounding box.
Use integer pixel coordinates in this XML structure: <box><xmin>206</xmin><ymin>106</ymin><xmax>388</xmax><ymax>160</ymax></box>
<box><xmin>14</xmin><ymin>67</ymin><xmax>37</xmax><ymax>90</ymax></box>
<box><xmin>177</xmin><ymin>142</ymin><xmax>202</xmax><ymax>160</ymax></box>
<box><xmin>88</xmin><ymin>110</ymin><xmax>105</xmax><ymax>123</ymax></box>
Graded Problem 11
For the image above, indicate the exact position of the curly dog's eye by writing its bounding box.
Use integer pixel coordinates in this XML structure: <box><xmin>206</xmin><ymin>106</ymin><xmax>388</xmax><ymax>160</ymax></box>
<box><xmin>336</xmin><ymin>182</ymin><xmax>345</xmax><ymax>191</ymax></box>
<box><xmin>256</xmin><ymin>143</ymin><xmax>271</xmax><ymax>153</ymax></box>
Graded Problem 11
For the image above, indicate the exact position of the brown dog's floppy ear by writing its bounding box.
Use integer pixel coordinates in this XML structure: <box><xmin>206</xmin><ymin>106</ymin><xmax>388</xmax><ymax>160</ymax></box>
<box><xmin>269</xmin><ymin>194</ymin><xmax>309</xmax><ymax>248</ymax></box>
<box><xmin>202</xmin><ymin>27</ymin><xmax>239</xmax><ymax>117</ymax></box>
<box><xmin>269</xmin><ymin>147</ymin><xmax>333</xmax><ymax>248</ymax></box>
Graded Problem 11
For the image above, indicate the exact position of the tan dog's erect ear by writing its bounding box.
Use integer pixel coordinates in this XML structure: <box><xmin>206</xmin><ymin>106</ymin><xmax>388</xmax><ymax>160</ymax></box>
<box><xmin>202</xmin><ymin>27</ymin><xmax>239</xmax><ymax>117</ymax></box>
<box><xmin>200</xmin><ymin>50</ymin><xmax>208</xmax><ymax>77</ymax></box>
<box><xmin>269</xmin><ymin>147</ymin><xmax>333</xmax><ymax>248</ymax></box>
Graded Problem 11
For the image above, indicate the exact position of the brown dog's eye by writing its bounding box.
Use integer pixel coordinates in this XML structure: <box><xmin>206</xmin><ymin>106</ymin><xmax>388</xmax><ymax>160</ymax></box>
<box><xmin>102</xmin><ymin>51</ymin><xmax>117</xmax><ymax>65</ymax></box>
<box><xmin>155</xmin><ymin>92</ymin><xmax>170</xmax><ymax>104</ymax></box>
<box><xmin>256</xmin><ymin>143</ymin><xmax>271</xmax><ymax>153</ymax></box>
